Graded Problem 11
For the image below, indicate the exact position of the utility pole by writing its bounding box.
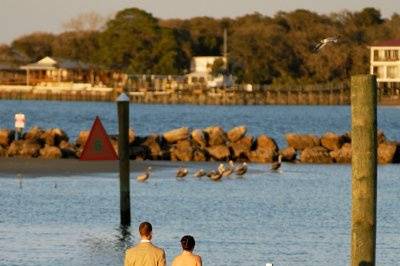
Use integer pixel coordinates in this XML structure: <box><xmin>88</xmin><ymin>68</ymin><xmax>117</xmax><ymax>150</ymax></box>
<box><xmin>117</xmin><ymin>93</ymin><xmax>131</xmax><ymax>226</ymax></box>
<box><xmin>350</xmin><ymin>75</ymin><xmax>377</xmax><ymax>266</ymax></box>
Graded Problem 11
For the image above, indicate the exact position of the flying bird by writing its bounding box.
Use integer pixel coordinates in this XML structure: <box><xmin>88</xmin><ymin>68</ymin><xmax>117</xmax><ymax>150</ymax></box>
<box><xmin>313</xmin><ymin>37</ymin><xmax>339</xmax><ymax>52</ymax></box>
<box><xmin>137</xmin><ymin>167</ymin><xmax>151</xmax><ymax>182</ymax></box>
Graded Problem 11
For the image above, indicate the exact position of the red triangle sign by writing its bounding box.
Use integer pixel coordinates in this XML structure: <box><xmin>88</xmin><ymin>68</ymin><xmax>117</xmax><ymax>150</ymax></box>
<box><xmin>80</xmin><ymin>116</ymin><xmax>118</xmax><ymax>160</ymax></box>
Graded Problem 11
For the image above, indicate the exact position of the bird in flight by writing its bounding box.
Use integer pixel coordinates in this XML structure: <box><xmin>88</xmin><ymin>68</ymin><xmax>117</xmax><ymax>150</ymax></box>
<box><xmin>313</xmin><ymin>37</ymin><xmax>339</xmax><ymax>52</ymax></box>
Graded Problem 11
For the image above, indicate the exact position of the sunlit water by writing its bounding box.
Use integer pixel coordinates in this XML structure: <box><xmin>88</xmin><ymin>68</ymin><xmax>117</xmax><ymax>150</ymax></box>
<box><xmin>1</xmin><ymin>163</ymin><xmax>399</xmax><ymax>266</ymax></box>
<box><xmin>0</xmin><ymin>100</ymin><xmax>399</xmax><ymax>148</ymax></box>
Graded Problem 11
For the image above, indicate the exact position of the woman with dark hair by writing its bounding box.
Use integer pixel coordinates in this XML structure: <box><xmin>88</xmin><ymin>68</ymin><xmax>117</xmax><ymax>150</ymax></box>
<box><xmin>172</xmin><ymin>235</ymin><xmax>202</xmax><ymax>266</ymax></box>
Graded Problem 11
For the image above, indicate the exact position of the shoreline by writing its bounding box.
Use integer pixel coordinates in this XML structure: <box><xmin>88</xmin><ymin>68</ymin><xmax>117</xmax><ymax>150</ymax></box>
<box><xmin>0</xmin><ymin>158</ymin><xmax>188</xmax><ymax>177</ymax></box>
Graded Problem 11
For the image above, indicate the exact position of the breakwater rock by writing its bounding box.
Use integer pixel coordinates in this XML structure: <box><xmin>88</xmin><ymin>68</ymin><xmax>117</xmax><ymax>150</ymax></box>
<box><xmin>0</xmin><ymin>127</ymin><xmax>399</xmax><ymax>164</ymax></box>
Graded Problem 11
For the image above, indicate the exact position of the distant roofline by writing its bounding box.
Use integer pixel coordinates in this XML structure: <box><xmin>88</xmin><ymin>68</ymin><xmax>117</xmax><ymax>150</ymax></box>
<box><xmin>371</xmin><ymin>39</ymin><xmax>400</xmax><ymax>47</ymax></box>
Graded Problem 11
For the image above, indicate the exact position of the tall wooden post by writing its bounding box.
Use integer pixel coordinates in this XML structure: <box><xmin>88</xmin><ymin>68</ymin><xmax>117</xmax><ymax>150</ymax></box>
<box><xmin>351</xmin><ymin>75</ymin><xmax>377</xmax><ymax>266</ymax></box>
<box><xmin>117</xmin><ymin>93</ymin><xmax>131</xmax><ymax>226</ymax></box>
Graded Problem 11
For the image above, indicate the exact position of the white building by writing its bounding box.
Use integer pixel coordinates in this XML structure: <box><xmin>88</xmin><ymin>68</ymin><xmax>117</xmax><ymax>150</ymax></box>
<box><xmin>370</xmin><ymin>39</ymin><xmax>400</xmax><ymax>89</ymax></box>
<box><xmin>186</xmin><ymin>56</ymin><xmax>234</xmax><ymax>87</ymax></box>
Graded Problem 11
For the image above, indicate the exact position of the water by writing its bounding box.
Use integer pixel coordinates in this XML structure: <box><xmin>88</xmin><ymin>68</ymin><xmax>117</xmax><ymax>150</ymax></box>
<box><xmin>0</xmin><ymin>164</ymin><xmax>399</xmax><ymax>266</ymax></box>
<box><xmin>0</xmin><ymin>100</ymin><xmax>399</xmax><ymax>265</ymax></box>
<box><xmin>0</xmin><ymin>100</ymin><xmax>399</xmax><ymax>148</ymax></box>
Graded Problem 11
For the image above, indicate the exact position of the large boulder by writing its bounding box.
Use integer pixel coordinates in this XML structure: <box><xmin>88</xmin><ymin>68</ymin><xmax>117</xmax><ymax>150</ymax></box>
<box><xmin>141</xmin><ymin>135</ymin><xmax>162</xmax><ymax>159</ymax></box>
<box><xmin>76</xmin><ymin>131</ymin><xmax>90</xmax><ymax>147</ymax></box>
<box><xmin>8</xmin><ymin>140</ymin><xmax>41</xmax><ymax>157</ymax></box>
<box><xmin>204</xmin><ymin>126</ymin><xmax>226</xmax><ymax>146</ymax></box>
<box><xmin>321</xmin><ymin>132</ymin><xmax>344</xmax><ymax>151</ymax></box>
<box><xmin>300</xmin><ymin>146</ymin><xmax>333</xmax><ymax>163</ymax></box>
<box><xmin>41</xmin><ymin>128</ymin><xmax>69</xmax><ymax>146</ymax></box>
<box><xmin>59</xmin><ymin>140</ymin><xmax>77</xmax><ymax>158</ymax></box>
<box><xmin>163</xmin><ymin>127</ymin><xmax>189</xmax><ymax>143</ymax></box>
<box><xmin>256</xmin><ymin>134</ymin><xmax>278</xmax><ymax>152</ymax></box>
<box><xmin>170</xmin><ymin>140</ymin><xmax>194</xmax><ymax>161</ymax></box>
<box><xmin>40</xmin><ymin>145</ymin><xmax>62</xmax><ymax>159</ymax></box>
<box><xmin>7</xmin><ymin>140</ymin><xmax>24</xmax><ymax>157</ymax></box>
<box><xmin>129</xmin><ymin>129</ymin><xmax>136</xmax><ymax>144</ymax></box>
<box><xmin>227</xmin><ymin>126</ymin><xmax>247</xmax><ymax>142</ymax></box>
<box><xmin>0</xmin><ymin>145</ymin><xmax>6</xmax><ymax>157</ymax></box>
<box><xmin>0</xmin><ymin>129</ymin><xmax>14</xmax><ymax>147</ymax></box>
<box><xmin>279</xmin><ymin>146</ymin><xmax>297</xmax><ymax>162</ymax></box>
<box><xmin>20</xmin><ymin>140</ymin><xmax>42</xmax><ymax>157</ymax></box>
<box><xmin>248</xmin><ymin>148</ymin><xmax>277</xmax><ymax>163</ymax></box>
<box><xmin>286</xmin><ymin>133</ymin><xmax>320</xmax><ymax>150</ymax></box>
<box><xmin>330</xmin><ymin>143</ymin><xmax>352</xmax><ymax>163</ymax></box>
<box><xmin>193</xmin><ymin>149</ymin><xmax>207</xmax><ymax>161</ymax></box>
<box><xmin>207</xmin><ymin>145</ymin><xmax>230</xmax><ymax>160</ymax></box>
<box><xmin>129</xmin><ymin>145</ymin><xmax>151</xmax><ymax>160</ymax></box>
<box><xmin>191</xmin><ymin>129</ymin><xmax>207</xmax><ymax>147</ymax></box>
<box><xmin>229</xmin><ymin>136</ymin><xmax>253</xmax><ymax>159</ymax></box>
<box><xmin>24</xmin><ymin>127</ymin><xmax>45</xmax><ymax>142</ymax></box>
<box><xmin>378</xmin><ymin>142</ymin><xmax>398</xmax><ymax>164</ymax></box>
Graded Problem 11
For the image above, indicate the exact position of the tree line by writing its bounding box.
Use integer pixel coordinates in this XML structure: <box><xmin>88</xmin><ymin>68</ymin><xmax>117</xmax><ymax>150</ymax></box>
<box><xmin>1</xmin><ymin>7</ymin><xmax>399</xmax><ymax>85</ymax></box>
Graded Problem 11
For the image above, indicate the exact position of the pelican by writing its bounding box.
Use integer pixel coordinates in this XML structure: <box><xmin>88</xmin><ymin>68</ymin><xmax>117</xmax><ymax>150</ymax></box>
<box><xmin>313</xmin><ymin>37</ymin><xmax>339</xmax><ymax>52</ymax></box>
<box><xmin>207</xmin><ymin>170</ymin><xmax>223</xmax><ymax>181</ymax></box>
<box><xmin>176</xmin><ymin>167</ymin><xmax>188</xmax><ymax>179</ymax></box>
<box><xmin>234</xmin><ymin>162</ymin><xmax>248</xmax><ymax>176</ymax></box>
<box><xmin>137</xmin><ymin>166</ymin><xmax>151</xmax><ymax>182</ymax></box>
<box><xmin>271</xmin><ymin>155</ymin><xmax>282</xmax><ymax>171</ymax></box>
<box><xmin>219</xmin><ymin>160</ymin><xmax>234</xmax><ymax>177</ymax></box>
<box><xmin>194</xmin><ymin>169</ymin><xmax>206</xmax><ymax>178</ymax></box>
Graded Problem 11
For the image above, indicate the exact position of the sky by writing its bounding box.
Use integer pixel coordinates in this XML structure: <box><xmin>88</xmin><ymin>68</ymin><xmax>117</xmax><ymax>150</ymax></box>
<box><xmin>1</xmin><ymin>0</ymin><xmax>400</xmax><ymax>44</ymax></box>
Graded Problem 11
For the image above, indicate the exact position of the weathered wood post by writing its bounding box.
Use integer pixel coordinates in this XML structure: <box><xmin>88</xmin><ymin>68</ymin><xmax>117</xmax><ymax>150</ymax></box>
<box><xmin>117</xmin><ymin>93</ymin><xmax>131</xmax><ymax>226</ymax></box>
<box><xmin>351</xmin><ymin>75</ymin><xmax>377</xmax><ymax>266</ymax></box>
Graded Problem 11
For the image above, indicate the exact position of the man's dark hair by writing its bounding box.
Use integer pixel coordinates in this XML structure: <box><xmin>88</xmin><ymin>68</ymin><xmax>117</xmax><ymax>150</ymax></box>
<box><xmin>180</xmin><ymin>235</ymin><xmax>195</xmax><ymax>251</ymax></box>
<box><xmin>139</xmin><ymin>222</ymin><xmax>152</xmax><ymax>237</ymax></box>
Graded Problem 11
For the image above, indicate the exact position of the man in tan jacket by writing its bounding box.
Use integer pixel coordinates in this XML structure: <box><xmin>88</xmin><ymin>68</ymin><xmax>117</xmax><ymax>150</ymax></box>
<box><xmin>124</xmin><ymin>222</ymin><xmax>166</xmax><ymax>266</ymax></box>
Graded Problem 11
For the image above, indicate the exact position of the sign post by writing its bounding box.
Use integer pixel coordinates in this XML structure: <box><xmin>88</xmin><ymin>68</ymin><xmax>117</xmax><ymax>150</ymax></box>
<box><xmin>117</xmin><ymin>93</ymin><xmax>131</xmax><ymax>226</ymax></box>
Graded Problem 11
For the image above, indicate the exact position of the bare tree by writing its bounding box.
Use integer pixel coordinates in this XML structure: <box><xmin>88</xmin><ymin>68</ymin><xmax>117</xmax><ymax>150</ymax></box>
<box><xmin>63</xmin><ymin>11</ymin><xmax>106</xmax><ymax>32</ymax></box>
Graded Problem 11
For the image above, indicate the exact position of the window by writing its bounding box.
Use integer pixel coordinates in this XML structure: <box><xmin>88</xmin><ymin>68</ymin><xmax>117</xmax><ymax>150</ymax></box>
<box><xmin>387</xmin><ymin>66</ymin><xmax>398</xmax><ymax>79</ymax></box>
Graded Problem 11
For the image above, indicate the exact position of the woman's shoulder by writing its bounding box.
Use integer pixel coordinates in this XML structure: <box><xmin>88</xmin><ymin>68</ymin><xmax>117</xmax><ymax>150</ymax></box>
<box><xmin>194</xmin><ymin>254</ymin><xmax>202</xmax><ymax>263</ymax></box>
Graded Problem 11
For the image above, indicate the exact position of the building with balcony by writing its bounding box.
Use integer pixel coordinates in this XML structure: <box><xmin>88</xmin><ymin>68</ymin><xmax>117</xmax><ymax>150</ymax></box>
<box><xmin>370</xmin><ymin>39</ymin><xmax>400</xmax><ymax>91</ymax></box>
<box><xmin>186</xmin><ymin>56</ymin><xmax>235</xmax><ymax>88</ymax></box>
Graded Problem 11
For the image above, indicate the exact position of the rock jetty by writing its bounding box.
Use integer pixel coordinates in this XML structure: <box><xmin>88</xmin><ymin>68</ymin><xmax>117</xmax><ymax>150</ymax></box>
<box><xmin>0</xmin><ymin>127</ymin><xmax>399</xmax><ymax>164</ymax></box>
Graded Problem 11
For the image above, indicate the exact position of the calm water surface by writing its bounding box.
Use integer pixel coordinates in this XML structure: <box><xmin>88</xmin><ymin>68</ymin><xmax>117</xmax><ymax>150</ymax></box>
<box><xmin>0</xmin><ymin>163</ymin><xmax>399</xmax><ymax>266</ymax></box>
<box><xmin>0</xmin><ymin>100</ymin><xmax>399</xmax><ymax>147</ymax></box>
<box><xmin>0</xmin><ymin>101</ymin><xmax>399</xmax><ymax>265</ymax></box>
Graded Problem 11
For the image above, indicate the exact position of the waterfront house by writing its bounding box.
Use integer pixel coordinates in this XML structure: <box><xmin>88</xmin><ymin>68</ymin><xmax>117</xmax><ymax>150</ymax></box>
<box><xmin>370</xmin><ymin>39</ymin><xmax>400</xmax><ymax>93</ymax></box>
<box><xmin>20</xmin><ymin>56</ymin><xmax>94</xmax><ymax>86</ymax></box>
<box><xmin>186</xmin><ymin>56</ymin><xmax>234</xmax><ymax>88</ymax></box>
<box><xmin>0</xmin><ymin>63</ymin><xmax>26</xmax><ymax>85</ymax></box>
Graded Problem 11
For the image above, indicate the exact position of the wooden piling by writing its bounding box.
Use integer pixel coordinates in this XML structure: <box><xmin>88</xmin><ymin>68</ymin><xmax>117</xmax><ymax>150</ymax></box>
<box><xmin>117</xmin><ymin>93</ymin><xmax>131</xmax><ymax>226</ymax></box>
<box><xmin>351</xmin><ymin>75</ymin><xmax>377</xmax><ymax>266</ymax></box>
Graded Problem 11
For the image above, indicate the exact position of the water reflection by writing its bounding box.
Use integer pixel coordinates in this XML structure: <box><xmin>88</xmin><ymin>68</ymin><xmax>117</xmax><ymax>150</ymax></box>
<box><xmin>115</xmin><ymin>225</ymin><xmax>134</xmax><ymax>250</ymax></box>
